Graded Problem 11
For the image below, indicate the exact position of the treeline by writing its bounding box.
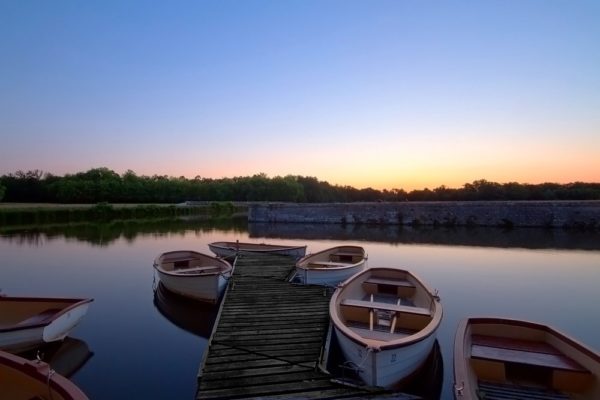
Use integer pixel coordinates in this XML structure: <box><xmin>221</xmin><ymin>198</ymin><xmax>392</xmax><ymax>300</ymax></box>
<box><xmin>0</xmin><ymin>168</ymin><xmax>599</xmax><ymax>203</ymax></box>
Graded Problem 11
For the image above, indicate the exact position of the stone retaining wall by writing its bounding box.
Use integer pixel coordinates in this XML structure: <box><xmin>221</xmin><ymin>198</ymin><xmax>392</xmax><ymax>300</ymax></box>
<box><xmin>248</xmin><ymin>201</ymin><xmax>600</xmax><ymax>229</ymax></box>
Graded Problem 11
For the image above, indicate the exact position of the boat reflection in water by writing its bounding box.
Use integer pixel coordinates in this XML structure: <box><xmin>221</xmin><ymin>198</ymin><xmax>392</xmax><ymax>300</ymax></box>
<box><xmin>153</xmin><ymin>282</ymin><xmax>219</xmax><ymax>338</ymax></box>
<box><xmin>19</xmin><ymin>336</ymin><xmax>94</xmax><ymax>378</ymax></box>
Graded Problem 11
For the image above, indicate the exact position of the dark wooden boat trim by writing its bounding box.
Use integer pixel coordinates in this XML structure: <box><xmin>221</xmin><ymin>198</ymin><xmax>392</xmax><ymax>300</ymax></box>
<box><xmin>0</xmin><ymin>349</ymin><xmax>88</xmax><ymax>399</ymax></box>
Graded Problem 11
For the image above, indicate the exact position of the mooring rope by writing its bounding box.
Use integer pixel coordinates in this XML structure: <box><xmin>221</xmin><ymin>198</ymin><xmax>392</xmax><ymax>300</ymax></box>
<box><xmin>35</xmin><ymin>351</ymin><xmax>56</xmax><ymax>400</ymax></box>
<box><xmin>340</xmin><ymin>345</ymin><xmax>374</xmax><ymax>374</ymax></box>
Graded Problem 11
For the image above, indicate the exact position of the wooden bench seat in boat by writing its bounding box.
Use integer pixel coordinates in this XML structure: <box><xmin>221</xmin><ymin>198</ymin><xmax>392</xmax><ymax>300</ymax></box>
<box><xmin>340</xmin><ymin>299</ymin><xmax>431</xmax><ymax>316</ymax></box>
<box><xmin>175</xmin><ymin>266</ymin><xmax>222</xmax><ymax>275</ymax></box>
<box><xmin>307</xmin><ymin>261</ymin><xmax>350</xmax><ymax>268</ymax></box>
<box><xmin>330</xmin><ymin>251</ymin><xmax>361</xmax><ymax>257</ymax></box>
<box><xmin>364</xmin><ymin>277</ymin><xmax>415</xmax><ymax>288</ymax></box>
<box><xmin>470</xmin><ymin>334</ymin><xmax>592</xmax><ymax>394</ymax></box>
<box><xmin>362</xmin><ymin>277</ymin><xmax>416</xmax><ymax>298</ymax></box>
<box><xmin>329</xmin><ymin>252</ymin><xmax>362</xmax><ymax>263</ymax></box>
<box><xmin>471</xmin><ymin>335</ymin><xmax>587</xmax><ymax>372</ymax></box>
<box><xmin>13</xmin><ymin>309</ymin><xmax>61</xmax><ymax>328</ymax></box>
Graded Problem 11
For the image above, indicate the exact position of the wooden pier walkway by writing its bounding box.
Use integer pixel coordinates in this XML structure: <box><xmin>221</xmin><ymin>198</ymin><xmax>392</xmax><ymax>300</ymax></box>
<box><xmin>196</xmin><ymin>253</ymin><xmax>419</xmax><ymax>400</ymax></box>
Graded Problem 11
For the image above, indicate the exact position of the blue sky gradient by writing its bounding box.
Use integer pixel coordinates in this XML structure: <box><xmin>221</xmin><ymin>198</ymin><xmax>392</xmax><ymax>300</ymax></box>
<box><xmin>1</xmin><ymin>1</ymin><xmax>599</xmax><ymax>189</ymax></box>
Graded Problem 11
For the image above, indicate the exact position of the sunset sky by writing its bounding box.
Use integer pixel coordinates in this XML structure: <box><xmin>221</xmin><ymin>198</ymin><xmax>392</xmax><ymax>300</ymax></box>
<box><xmin>1</xmin><ymin>1</ymin><xmax>599</xmax><ymax>190</ymax></box>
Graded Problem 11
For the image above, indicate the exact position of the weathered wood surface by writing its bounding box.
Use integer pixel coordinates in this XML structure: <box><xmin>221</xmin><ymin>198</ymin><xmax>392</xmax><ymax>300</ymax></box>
<box><xmin>197</xmin><ymin>253</ymin><xmax>418</xmax><ymax>399</ymax></box>
<box><xmin>471</xmin><ymin>335</ymin><xmax>587</xmax><ymax>372</ymax></box>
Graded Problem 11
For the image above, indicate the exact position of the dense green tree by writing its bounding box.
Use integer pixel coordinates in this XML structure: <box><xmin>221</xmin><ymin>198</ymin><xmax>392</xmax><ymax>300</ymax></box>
<box><xmin>1</xmin><ymin>168</ymin><xmax>599</xmax><ymax>203</ymax></box>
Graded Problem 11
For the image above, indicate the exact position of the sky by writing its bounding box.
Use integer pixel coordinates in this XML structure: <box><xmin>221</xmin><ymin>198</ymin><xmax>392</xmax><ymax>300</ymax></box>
<box><xmin>1</xmin><ymin>1</ymin><xmax>599</xmax><ymax>191</ymax></box>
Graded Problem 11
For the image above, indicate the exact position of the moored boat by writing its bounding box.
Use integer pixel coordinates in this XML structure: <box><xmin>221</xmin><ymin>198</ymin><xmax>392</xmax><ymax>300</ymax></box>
<box><xmin>453</xmin><ymin>317</ymin><xmax>600</xmax><ymax>400</ymax></box>
<box><xmin>153</xmin><ymin>250</ymin><xmax>233</xmax><ymax>303</ymax></box>
<box><xmin>0</xmin><ymin>296</ymin><xmax>93</xmax><ymax>353</ymax></box>
<box><xmin>330</xmin><ymin>267</ymin><xmax>442</xmax><ymax>388</ymax></box>
<box><xmin>294</xmin><ymin>245</ymin><xmax>367</xmax><ymax>286</ymax></box>
<box><xmin>0</xmin><ymin>349</ymin><xmax>89</xmax><ymax>399</ymax></box>
<box><xmin>208</xmin><ymin>241</ymin><xmax>307</xmax><ymax>259</ymax></box>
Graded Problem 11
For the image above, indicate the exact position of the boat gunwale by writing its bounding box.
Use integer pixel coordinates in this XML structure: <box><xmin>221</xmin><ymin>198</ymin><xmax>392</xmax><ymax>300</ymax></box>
<box><xmin>0</xmin><ymin>297</ymin><xmax>94</xmax><ymax>333</ymax></box>
<box><xmin>330</xmin><ymin>267</ymin><xmax>442</xmax><ymax>352</ymax></box>
<box><xmin>0</xmin><ymin>349</ymin><xmax>89</xmax><ymax>400</ymax></box>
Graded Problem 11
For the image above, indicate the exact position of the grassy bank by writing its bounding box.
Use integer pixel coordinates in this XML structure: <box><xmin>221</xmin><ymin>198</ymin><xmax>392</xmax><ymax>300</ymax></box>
<box><xmin>0</xmin><ymin>202</ymin><xmax>247</xmax><ymax>226</ymax></box>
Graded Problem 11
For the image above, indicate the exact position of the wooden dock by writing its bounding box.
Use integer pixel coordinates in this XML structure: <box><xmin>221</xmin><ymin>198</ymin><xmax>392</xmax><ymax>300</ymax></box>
<box><xmin>196</xmin><ymin>253</ymin><xmax>420</xmax><ymax>399</ymax></box>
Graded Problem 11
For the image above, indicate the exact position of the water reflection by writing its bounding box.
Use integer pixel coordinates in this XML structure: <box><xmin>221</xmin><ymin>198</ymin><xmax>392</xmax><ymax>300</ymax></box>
<box><xmin>1</xmin><ymin>221</ymin><xmax>599</xmax><ymax>399</ymax></box>
<box><xmin>19</xmin><ymin>337</ymin><xmax>93</xmax><ymax>378</ymax></box>
<box><xmin>0</xmin><ymin>218</ymin><xmax>247</xmax><ymax>247</ymax></box>
<box><xmin>153</xmin><ymin>283</ymin><xmax>219</xmax><ymax>338</ymax></box>
<box><xmin>249</xmin><ymin>222</ymin><xmax>600</xmax><ymax>251</ymax></box>
<box><xmin>3</xmin><ymin>218</ymin><xmax>600</xmax><ymax>251</ymax></box>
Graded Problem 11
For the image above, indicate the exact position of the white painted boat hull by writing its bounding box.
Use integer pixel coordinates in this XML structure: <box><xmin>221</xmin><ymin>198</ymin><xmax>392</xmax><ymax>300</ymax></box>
<box><xmin>295</xmin><ymin>245</ymin><xmax>367</xmax><ymax>287</ymax></box>
<box><xmin>0</xmin><ymin>326</ymin><xmax>44</xmax><ymax>353</ymax></box>
<box><xmin>0</xmin><ymin>301</ymin><xmax>92</xmax><ymax>353</ymax></box>
<box><xmin>44</xmin><ymin>303</ymin><xmax>91</xmax><ymax>342</ymax></box>
<box><xmin>296</xmin><ymin>262</ymin><xmax>366</xmax><ymax>286</ymax></box>
<box><xmin>334</xmin><ymin>325</ymin><xmax>437</xmax><ymax>388</ymax></box>
<box><xmin>157</xmin><ymin>270</ymin><xmax>230</xmax><ymax>303</ymax></box>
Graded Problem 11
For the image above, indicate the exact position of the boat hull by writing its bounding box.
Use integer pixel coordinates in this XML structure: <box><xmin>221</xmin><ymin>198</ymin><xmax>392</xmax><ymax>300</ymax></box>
<box><xmin>153</xmin><ymin>250</ymin><xmax>233</xmax><ymax>303</ymax></box>
<box><xmin>296</xmin><ymin>262</ymin><xmax>365</xmax><ymax>286</ymax></box>
<box><xmin>295</xmin><ymin>245</ymin><xmax>367</xmax><ymax>286</ymax></box>
<box><xmin>157</xmin><ymin>270</ymin><xmax>229</xmax><ymax>303</ymax></box>
<box><xmin>43</xmin><ymin>302</ymin><xmax>91</xmax><ymax>342</ymax></box>
<box><xmin>0</xmin><ymin>298</ymin><xmax>93</xmax><ymax>353</ymax></box>
<box><xmin>0</xmin><ymin>326</ymin><xmax>44</xmax><ymax>353</ymax></box>
<box><xmin>334</xmin><ymin>325</ymin><xmax>436</xmax><ymax>388</ymax></box>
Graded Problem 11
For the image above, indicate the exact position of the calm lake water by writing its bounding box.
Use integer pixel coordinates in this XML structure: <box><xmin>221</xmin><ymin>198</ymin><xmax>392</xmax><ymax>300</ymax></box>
<box><xmin>1</xmin><ymin>219</ymin><xmax>600</xmax><ymax>399</ymax></box>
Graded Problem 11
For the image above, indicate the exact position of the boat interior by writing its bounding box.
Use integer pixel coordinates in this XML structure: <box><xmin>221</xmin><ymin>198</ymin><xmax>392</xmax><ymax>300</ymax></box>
<box><xmin>467</xmin><ymin>324</ymin><xmax>597</xmax><ymax>399</ymax></box>
<box><xmin>338</xmin><ymin>272</ymin><xmax>434</xmax><ymax>341</ymax></box>
<box><xmin>156</xmin><ymin>252</ymin><xmax>228</xmax><ymax>274</ymax></box>
<box><xmin>306</xmin><ymin>248</ymin><xmax>364</xmax><ymax>269</ymax></box>
<box><xmin>0</xmin><ymin>300</ymin><xmax>72</xmax><ymax>329</ymax></box>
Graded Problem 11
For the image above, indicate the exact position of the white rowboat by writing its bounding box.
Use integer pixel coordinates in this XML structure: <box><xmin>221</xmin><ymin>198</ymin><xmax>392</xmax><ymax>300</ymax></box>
<box><xmin>153</xmin><ymin>250</ymin><xmax>232</xmax><ymax>303</ymax></box>
<box><xmin>294</xmin><ymin>245</ymin><xmax>366</xmax><ymax>286</ymax></box>
<box><xmin>0</xmin><ymin>296</ymin><xmax>93</xmax><ymax>353</ymax></box>
<box><xmin>330</xmin><ymin>267</ymin><xmax>442</xmax><ymax>388</ymax></box>
<box><xmin>208</xmin><ymin>241</ymin><xmax>307</xmax><ymax>259</ymax></box>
